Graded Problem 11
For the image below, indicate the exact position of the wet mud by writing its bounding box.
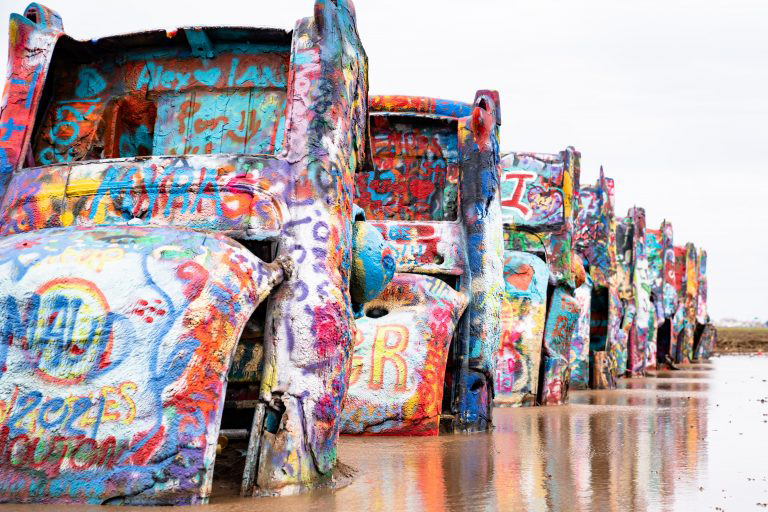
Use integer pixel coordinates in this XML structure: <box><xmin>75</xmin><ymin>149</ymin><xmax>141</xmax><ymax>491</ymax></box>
<box><xmin>5</xmin><ymin>355</ymin><xmax>767</xmax><ymax>512</ymax></box>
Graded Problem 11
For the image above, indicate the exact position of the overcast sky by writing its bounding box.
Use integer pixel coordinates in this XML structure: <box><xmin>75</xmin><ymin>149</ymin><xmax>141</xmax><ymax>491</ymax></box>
<box><xmin>1</xmin><ymin>0</ymin><xmax>766</xmax><ymax>321</ymax></box>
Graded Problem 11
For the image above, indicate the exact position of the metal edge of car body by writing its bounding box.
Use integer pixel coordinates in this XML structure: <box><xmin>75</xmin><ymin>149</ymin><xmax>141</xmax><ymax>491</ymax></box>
<box><xmin>0</xmin><ymin>0</ymin><xmax>388</xmax><ymax>502</ymax></box>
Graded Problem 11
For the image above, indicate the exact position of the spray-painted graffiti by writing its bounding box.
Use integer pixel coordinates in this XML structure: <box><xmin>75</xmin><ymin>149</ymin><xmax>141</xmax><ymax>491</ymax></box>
<box><xmin>569</xmin><ymin>274</ymin><xmax>592</xmax><ymax>390</ymax></box>
<box><xmin>341</xmin><ymin>274</ymin><xmax>467</xmax><ymax>435</ymax></box>
<box><xmin>540</xmin><ymin>288</ymin><xmax>580</xmax><ymax>405</ymax></box>
<box><xmin>0</xmin><ymin>0</ymin><xmax>389</xmax><ymax>501</ymax></box>
<box><xmin>0</xmin><ymin>156</ymin><xmax>292</xmax><ymax>238</ymax></box>
<box><xmin>33</xmin><ymin>52</ymin><xmax>288</xmax><ymax>165</ymax></box>
<box><xmin>680</xmin><ymin>243</ymin><xmax>699</xmax><ymax>362</ymax></box>
<box><xmin>574</xmin><ymin>168</ymin><xmax>620</xmax><ymax>389</ymax></box>
<box><xmin>501</xmin><ymin>149</ymin><xmax>580</xmax><ymax>288</ymax></box>
<box><xmin>0</xmin><ymin>226</ymin><xmax>286</xmax><ymax>504</ymax></box>
<box><xmin>353</xmin><ymin>93</ymin><xmax>504</xmax><ymax>433</ymax></box>
<box><xmin>501</xmin><ymin>147</ymin><xmax>581</xmax><ymax>404</ymax></box>
<box><xmin>356</xmin><ymin>116</ymin><xmax>460</xmax><ymax>221</ymax></box>
<box><xmin>494</xmin><ymin>252</ymin><xmax>549</xmax><ymax>406</ymax></box>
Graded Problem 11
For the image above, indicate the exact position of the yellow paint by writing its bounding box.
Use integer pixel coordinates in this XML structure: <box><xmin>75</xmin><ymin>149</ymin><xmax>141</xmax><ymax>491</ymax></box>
<box><xmin>369</xmin><ymin>325</ymin><xmax>409</xmax><ymax>391</ymax></box>
<box><xmin>59</xmin><ymin>211</ymin><xmax>74</xmax><ymax>226</ymax></box>
<box><xmin>119</xmin><ymin>381</ymin><xmax>137</xmax><ymax>425</ymax></box>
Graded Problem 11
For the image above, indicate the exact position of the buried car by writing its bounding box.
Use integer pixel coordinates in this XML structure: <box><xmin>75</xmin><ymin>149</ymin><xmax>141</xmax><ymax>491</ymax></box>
<box><xmin>646</xmin><ymin>220</ymin><xmax>679</xmax><ymax>368</ymax></box>
<box><xmin>342</xmin><ymin>92</ymin><xmax>504</xmax><ymax>434</ymax></box>
<box><xmin>0</xmin><ymin>0</ymin><xmax>393</xmax><ymax>504</ymax></box>
<box><xmin>494</xmin><ymin>147</ymin><xmax>583</xmax><ymax>406</ymax></box>
<box><xmin>573</xmin><ymin>168</ymin><xmax>622</xmax><ymax>389</ymax></box>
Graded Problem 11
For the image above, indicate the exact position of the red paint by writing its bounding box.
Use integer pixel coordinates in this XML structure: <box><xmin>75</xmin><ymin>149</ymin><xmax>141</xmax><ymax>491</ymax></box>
<box><xmin>312</xmin><ymin>303</ymin><xmax>343</xmax><ymax>359</ymax></box>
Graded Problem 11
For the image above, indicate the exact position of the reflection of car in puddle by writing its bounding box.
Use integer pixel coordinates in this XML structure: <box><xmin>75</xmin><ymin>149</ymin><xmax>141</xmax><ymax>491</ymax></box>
<box><xmin>0</xmin><ymin>0</ymin><xmax>390</xmax><ymax>503</ymax></box>
<box><xmin>342</xmin><ymin>92</ymin><xmax>505</xmax><ymax>434</ymax></box>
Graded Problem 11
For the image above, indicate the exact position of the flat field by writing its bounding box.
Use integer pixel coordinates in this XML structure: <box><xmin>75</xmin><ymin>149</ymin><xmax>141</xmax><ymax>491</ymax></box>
<box><xmin>715</xmin><ymin>327</ymin><xmax>768</xmax><ymax>353</ymax></box>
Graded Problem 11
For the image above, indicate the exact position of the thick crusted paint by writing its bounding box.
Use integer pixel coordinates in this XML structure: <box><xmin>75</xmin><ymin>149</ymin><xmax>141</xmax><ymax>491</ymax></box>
<box><xmin>494</xmin><ymin>252</ymin><xmax>549</xmax><ymax>406</ymax></box>
<box><xmin>351</xmin><ymin>93</ymin><xmax>504</xmax><ymax>433</ymax></box>
<box><xmin>0</xmin><ymin>226</ymin><xmax>285</xmax><ymax>504</ymax></box>
<box><xmin>340</xmin><ymin>274</ymin><xmax>467</xmax><ymax>435</ymax></box>
<box><xmin>251</xmin><ymin>0</ymin><xmax>370</xmax><ymax>495</ymax></box>
<box><xmin>456</xmin><ymin>98</ymin><xmax>504</xmax><ymax>430</ymax></box>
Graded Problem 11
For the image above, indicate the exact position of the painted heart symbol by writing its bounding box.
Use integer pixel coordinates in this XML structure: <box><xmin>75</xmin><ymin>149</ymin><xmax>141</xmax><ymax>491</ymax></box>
<box><xmin>507</xmin><ymin>263</ymin><xmax>534</xmax><ymax>291</ymax></box>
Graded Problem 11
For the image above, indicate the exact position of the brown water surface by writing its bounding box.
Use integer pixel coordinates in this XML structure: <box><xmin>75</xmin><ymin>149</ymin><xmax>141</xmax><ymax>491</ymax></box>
<box><xmin>6</xmin><ymin>355</ymin><xmax>768</xmax><ymax>511</ymax></box>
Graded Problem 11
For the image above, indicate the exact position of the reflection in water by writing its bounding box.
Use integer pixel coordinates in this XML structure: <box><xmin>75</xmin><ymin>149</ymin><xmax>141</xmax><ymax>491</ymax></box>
<box><xmin>6</xmin><ymin>356</ymin><xmax>768</xmax><ymax>512</ymax></box>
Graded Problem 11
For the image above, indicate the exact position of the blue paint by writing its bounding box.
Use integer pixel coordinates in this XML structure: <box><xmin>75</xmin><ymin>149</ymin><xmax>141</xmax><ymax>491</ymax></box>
<box><xmin>75</xmin><ymin>68</ymin><xmax>106</xmax><ymax>98</ymax></box>
<box><xmin>0</xmin><ymin>119</ymin><xmax>24</xmax><ymax>141</ymax></box>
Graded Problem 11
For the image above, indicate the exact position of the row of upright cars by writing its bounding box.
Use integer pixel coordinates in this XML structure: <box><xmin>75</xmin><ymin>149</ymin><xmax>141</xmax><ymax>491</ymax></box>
<box><xmin>0</xmin><ymin>0</ymin><xmax>716</xmax><ymax>505</ymax></box>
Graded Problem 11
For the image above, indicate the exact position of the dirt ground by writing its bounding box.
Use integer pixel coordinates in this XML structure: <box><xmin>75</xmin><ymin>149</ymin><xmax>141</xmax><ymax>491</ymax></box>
<box><xmin>714</xmin><ymin>327</ymin><xmax>768</xmax><ymax>353</ymax></box>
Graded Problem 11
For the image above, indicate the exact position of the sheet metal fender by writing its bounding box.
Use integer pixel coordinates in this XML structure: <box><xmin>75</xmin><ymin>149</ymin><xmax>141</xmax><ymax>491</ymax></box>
<box><xmin>340</xmin><ymin>273</ymin><xmax>468</xmax><ymax>435</ymax></box>
<box><xmin>0</xmin><ymin>225</ymin><xmax>286</xmax><ymax>504</ymax></box>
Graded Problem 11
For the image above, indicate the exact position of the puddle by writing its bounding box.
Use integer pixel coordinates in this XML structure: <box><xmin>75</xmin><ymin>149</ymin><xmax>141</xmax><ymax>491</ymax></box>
<box><xmin>5</xmin><ymin>355</ymin><xmax>766</xmax><ymax>512</ymax></box>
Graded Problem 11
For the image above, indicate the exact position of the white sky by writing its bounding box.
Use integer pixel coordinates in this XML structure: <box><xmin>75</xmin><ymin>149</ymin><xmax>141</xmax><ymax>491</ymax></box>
<box><xmin>1</xmin><ymin>0</ymin><xmax>766</xmax><ymax>322</ymax></box>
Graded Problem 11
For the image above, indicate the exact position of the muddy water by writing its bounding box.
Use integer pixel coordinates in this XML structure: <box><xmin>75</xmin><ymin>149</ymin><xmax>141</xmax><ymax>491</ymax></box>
<box><xmin>6</xmin><ymin>355</ymin><xmax>768</xmax><ymax>511</ymax></box>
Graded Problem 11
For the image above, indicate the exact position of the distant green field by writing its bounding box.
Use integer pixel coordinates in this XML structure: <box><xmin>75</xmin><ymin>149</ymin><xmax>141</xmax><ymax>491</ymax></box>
<box><xmin>715</xmin><ymin>327</ymin><xmax>768</xmax><ymax>353</ymax></box>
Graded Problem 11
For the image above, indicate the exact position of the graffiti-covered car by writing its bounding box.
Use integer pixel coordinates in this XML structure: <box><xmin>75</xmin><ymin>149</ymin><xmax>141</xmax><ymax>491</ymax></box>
<box><xmin>646</xmin><ymin>220</ymin><xmax>678</xmax><ymax>367</ymax></box>
<box><xmin>494</xmin><ymin>148</ymin><xmax>582</xmax><ymax>406</ymax></box>
<box><xmin>342</xmin><ymin>93</ymin><xmax>504</xmax><ymax>434</ymax></box>
<box><xmin>0</xmin><ymin>0</ymin><xmax>392</xmax><ymax>503</ymax></box>
<box><xmin>675</xmin><ymin>243</ymin><xmax>699</xmax><ymax>362</ymax></box>
<box><xmin>574</xmin><ymin>167</ymin><xmax>622</xmax><ymax>389</ymax></box>
<box><xmin>693</xmin><ymin>249</ymin><xmax>717</xmax><ymax>359</ymax></box>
